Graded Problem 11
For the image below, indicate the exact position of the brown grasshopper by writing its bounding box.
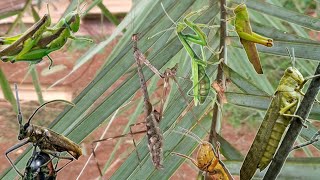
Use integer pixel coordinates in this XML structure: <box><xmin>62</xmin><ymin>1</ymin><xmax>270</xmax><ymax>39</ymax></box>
<box><xmin>172</xmin><ymin>127</ymin><xmax>234</xmax><ymax>180</ymax></box>
<box><xmin>5</xmin><ymin>84</ymin><xmax>82</xmax><ymax>177</ymax></box>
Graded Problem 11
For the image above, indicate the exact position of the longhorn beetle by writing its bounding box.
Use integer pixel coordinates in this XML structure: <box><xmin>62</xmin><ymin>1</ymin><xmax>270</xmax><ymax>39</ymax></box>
<box><xmin>5</xmin><ymin>84</ymin><xmax>82</xmax><ymax>178</ymax></box>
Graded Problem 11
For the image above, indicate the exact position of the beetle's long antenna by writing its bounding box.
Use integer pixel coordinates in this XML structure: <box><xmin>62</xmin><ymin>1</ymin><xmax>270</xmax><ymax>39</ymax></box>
<box><xmin>26</xmin><ymin>99</ymin><xmax>75</xmax><ymax>125</ymax></box>
<box><xmin>14</xmin><ymin>84</ymin><xmax>23</xmax><ymax>125</ymax></box>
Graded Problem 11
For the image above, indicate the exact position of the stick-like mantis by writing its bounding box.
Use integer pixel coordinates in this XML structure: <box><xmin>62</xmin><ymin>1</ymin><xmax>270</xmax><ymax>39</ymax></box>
<box><xmin>90</xmin><ymin>34</ymin><xmax>210</xmax><ymax>176</ymax></box>
<box><xmin>240</xmin><ymin>65</ymin><xmax>319</xmax><ymax>180</ymax></box>
<box><xmin>172</xmin><ymin>127</ymin><xmax>234</xmax><ymax>180</ymax></box>
<box><xmin>234</xmin><ymin>4</ymin><xmax>273</xmax><ymax>74</ymax></box>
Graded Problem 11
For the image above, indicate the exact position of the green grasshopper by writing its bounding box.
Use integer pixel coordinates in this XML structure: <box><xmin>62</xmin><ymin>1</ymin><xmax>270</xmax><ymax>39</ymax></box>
<box><xmin>150</xmin><ymin>3</ymin><xmax>219</xmax><ymax>106</ymax></box>
<box><xmin>234</xmin><ymin>4</ymin><xmax>273</xmax><ymax>74</ymax></box>
<box><xmin>0</xmin><ymin>1</ymin><xmax>91</xmax><ymax>67</ymax></box>
<box><xmin>240</xmin><ymin>66</ymin><xmax>315</xmax><ymax>180</ymax></box>
<box><xmin>0</xmin><ymin>14</ymin><xmax>51</xmax><ymax>59</ymax></box>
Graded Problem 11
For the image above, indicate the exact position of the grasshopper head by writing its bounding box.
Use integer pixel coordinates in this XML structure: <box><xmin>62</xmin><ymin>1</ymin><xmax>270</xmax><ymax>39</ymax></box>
<box><xmin>285</xmin><ymin>67</ymin><xmax>304</xmax><ymax>86</ymax></box>
<box><xmin>65</xmin><ymin>11</ymin><xmax>80</xmax><ymax>33</ymax></box>
<box><xmin>197</xmin><ymin>142</ymin><xmax>215</xmax><ymax>171</ymax></box>
<box><xmin>234</xmin><ymin>4</ymin><xmax>247</xmax><ymax>14</ymax></box>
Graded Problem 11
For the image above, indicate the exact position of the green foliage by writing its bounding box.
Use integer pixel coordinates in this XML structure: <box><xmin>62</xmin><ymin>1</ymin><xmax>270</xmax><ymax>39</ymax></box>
<box><xmin>1</xmin><ymin>0</ymin><xmax>320</xmax><ymax>179</ymax></box>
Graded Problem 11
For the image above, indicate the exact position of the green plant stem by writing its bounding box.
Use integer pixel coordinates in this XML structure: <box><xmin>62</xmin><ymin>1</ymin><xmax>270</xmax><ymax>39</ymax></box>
<box><xmin>30</xmin><ymin>65</ymin><xmax>44</xmax><ymax>104</ymax></box>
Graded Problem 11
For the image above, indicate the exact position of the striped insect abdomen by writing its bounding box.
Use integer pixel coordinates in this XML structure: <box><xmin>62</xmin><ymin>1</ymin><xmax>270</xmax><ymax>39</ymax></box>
<box><xmin>258</xmin><ymin>91</ymin><xmax>300</xmax><ymax>170</ymax></box>
<box><xmin>198</xmin><ymin>65</ymin><xmax>210</xmax><ymax>104</ymax></box>
<box><xmin>146</xmin><ymin>111</ymin><xmax>164</xmax><ymax>169</ymax></box>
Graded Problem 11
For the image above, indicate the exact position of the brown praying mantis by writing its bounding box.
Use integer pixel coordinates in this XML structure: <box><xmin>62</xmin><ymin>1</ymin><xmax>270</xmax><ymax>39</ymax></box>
<box><xmin>90</xmin><ymin>33</ymin><xmax>210</xmax><ymax>177</ymax></box>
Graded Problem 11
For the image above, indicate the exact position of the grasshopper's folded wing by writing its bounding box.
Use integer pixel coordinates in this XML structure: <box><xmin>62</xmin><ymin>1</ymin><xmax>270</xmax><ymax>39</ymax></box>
<box><xmin>240</xmin><ymin>39</ymin><xmax>263</xmax><ymax>74</ymax></box>
<box><xmin>240</xmin><ymin>93</ymin><xmax>281</xmax><ymax>180</ymax></box>
<box><xmin>216</xmin><ymin>160</ymin><xmax>234</xmax><ymax>180</ymax></box>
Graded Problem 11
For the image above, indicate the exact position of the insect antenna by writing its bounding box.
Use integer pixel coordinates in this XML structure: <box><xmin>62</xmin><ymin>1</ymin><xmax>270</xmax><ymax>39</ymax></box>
<box><xmin>14</xmin><ymin>84</ymin><xmax>23</xmax><ymax>125</ymax></box>
<box><xmin>147</xmin><ymin>3</ymin><xmax>180</xmax><ymax>40</ymax></box>
<box><xmin>173</xmin><ymin>126</ymin><xmax>203</xmax><ymax>144</ymax></box>
<box><xmin>286</xmin><ymin>47</ymin><xmax>296</xmax><ymax>67</ymax></box>
<box><xmin>26</xmin><ymin>99</ymin><xmax>75</xmax><ymax>125</ymax></box>
<box><xmin>79</xmin><ymin>1</ymin><xmax>87</xmax><ymax>17</ymax></box>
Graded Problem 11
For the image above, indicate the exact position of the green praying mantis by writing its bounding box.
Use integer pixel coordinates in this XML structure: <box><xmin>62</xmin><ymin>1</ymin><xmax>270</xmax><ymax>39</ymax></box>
<box><xmin>149</xmin><ymin>3</ymin><xmax>220</xmax><ymax>106</ymax></box>
<box><xmin>0</xmin><ymin>0</ymin><xmax>91</xmax><ymax>67</ymax></box>
<box><xmin>233</xmin><ymin>3</ymin><xmax>273</xmax><ymax>74</ymax></box>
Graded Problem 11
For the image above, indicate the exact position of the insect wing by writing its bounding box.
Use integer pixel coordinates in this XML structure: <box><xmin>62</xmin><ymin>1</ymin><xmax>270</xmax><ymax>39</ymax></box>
<box><xmin>240</xmin><ymin>39</ymin><xmax>263</xmax><ymax>74</ymax></box>
<box><xmin>213</xmin><ymin>160</ymin><xmax>234</xmax><ymax>180</ymax></box>
<box><xmin>41</xmin><ymin>127</ymin><xmax>82</xmax><ymax>159</ymax></box>
<box><xmin>240</xmin><ymin>93</ymin><xmax>281</xmax><ymax>180</ymax></box>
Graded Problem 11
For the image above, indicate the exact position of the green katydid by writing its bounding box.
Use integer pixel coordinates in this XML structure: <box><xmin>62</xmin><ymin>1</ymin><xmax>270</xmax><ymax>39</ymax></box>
<box><xmin>234</xmin><ymin>4</ymin><xmax>273</xmax><ymax>74</ymax></box>
<box><xmin>149</xmin><ymin>3</ymin><xmax>220</xmax><ymax>106</ymax></box>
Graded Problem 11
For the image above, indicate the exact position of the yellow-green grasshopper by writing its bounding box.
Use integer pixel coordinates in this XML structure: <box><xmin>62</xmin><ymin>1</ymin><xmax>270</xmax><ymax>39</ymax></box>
<box><xmin>240</xmin><ymin>66</ymin><xmax>314</xmax><ymax>180</ymax></box>
<box><xmin>234</xmin><ymin>4</ymin><xmax>273</xmax><ymax>74</ymax></box>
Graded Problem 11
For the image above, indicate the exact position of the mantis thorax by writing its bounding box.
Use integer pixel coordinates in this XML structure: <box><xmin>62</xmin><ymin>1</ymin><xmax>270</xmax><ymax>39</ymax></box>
<box><xmin>176</xmin><ymin>22</ymin><xmax>187</xmax><ymax>33</ymax></box>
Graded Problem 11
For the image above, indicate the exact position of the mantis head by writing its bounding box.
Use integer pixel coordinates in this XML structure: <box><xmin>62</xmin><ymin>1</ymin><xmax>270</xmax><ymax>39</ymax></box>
<box><xmin>176</xmin><ymin>22</ymin><xmax>187</xmax><ymax>33</ymax></box>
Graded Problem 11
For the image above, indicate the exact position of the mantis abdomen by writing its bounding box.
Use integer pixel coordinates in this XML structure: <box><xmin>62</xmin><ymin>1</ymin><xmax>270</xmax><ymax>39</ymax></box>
<box><xmin>198</xmin><ymin>65</ymin><xmax>210</xmax><ymax>104</ymax></box>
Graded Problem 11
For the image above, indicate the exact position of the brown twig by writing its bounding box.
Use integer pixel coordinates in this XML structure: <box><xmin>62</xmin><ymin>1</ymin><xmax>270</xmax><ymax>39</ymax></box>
<box><xmin>208</xmin><ymin>0</ymin><xmax>227</xmax><ymax>147</ymax></box>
